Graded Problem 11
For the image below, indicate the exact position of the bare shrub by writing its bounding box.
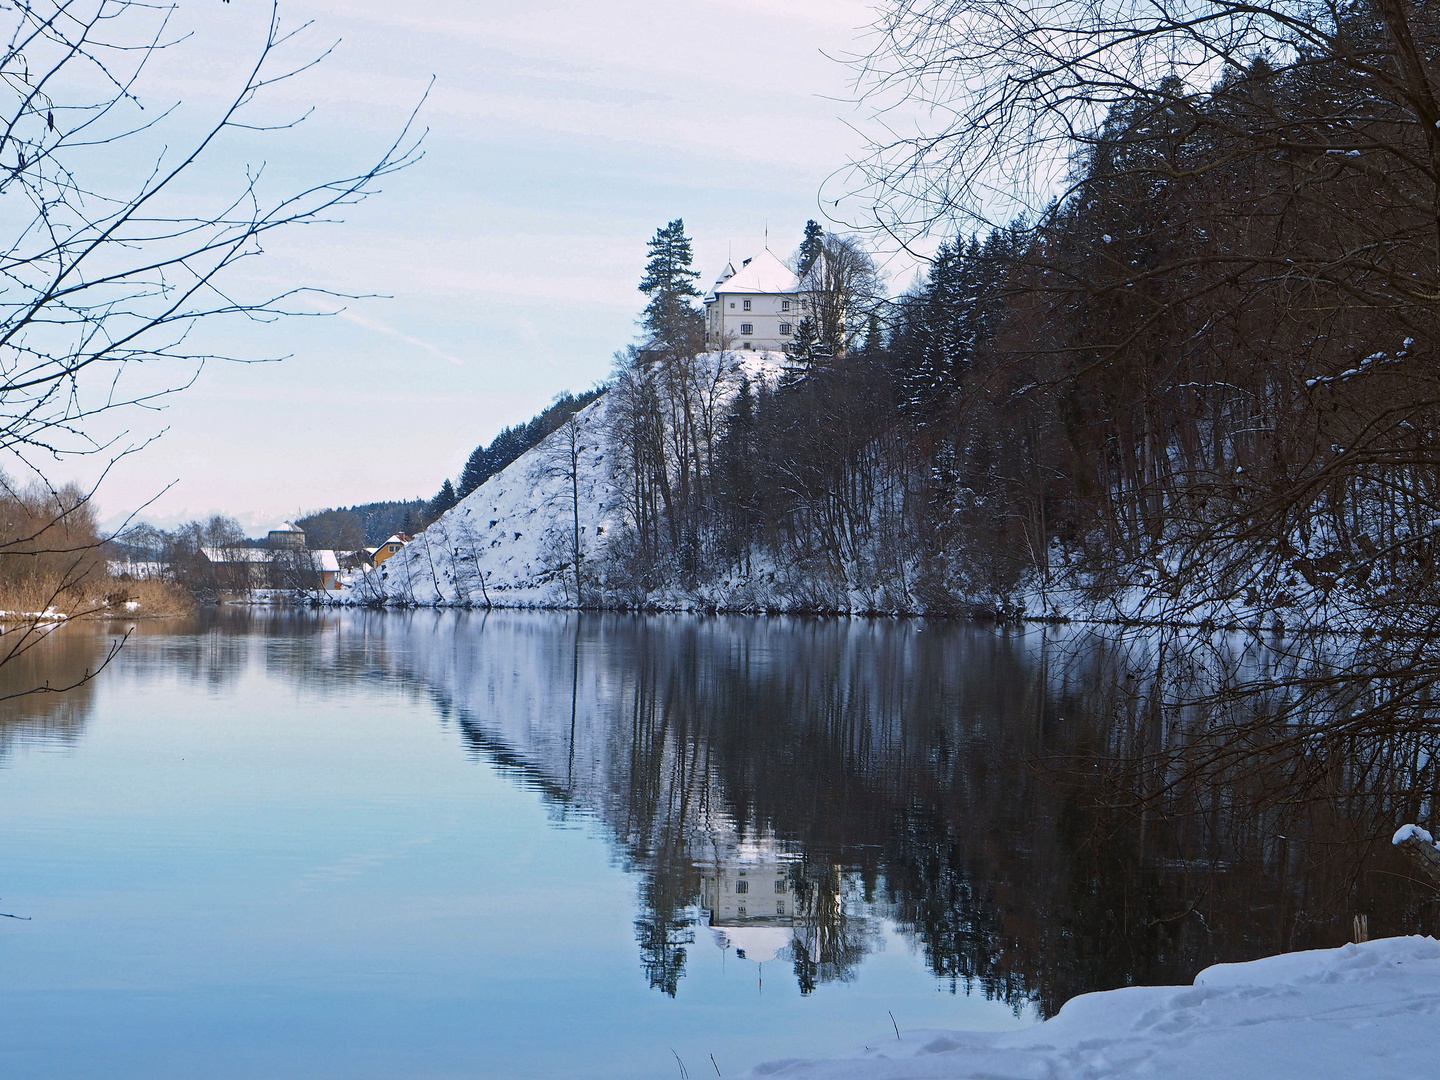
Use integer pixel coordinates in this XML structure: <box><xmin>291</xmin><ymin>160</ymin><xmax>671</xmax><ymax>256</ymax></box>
<box><xmin>0</xmin><ymin>482</ymin><xmax>104</xmax><ymax>615</ymax></box>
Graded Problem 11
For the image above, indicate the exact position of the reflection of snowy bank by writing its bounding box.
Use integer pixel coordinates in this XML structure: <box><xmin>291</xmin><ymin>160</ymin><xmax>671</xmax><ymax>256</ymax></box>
<box><xmin>746</xmin><ymin>936</ymin><xmax>1440</xmax><ymax>1079</ymax></box>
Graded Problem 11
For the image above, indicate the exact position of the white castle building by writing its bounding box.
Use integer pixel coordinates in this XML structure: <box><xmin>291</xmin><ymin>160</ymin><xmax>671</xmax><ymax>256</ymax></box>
<box><xmin>704</xmin><ymin>248</ymin><xmax>803</xmax><ymax>352</ymax></box>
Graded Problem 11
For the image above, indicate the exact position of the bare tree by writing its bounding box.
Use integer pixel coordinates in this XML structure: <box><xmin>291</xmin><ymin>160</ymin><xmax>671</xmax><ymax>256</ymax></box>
<box><xmin>606</xmin><ymin>349</ymin><xmax>673</xmax><ymax>575</ymax></box>
<box><xmin>0</xmin><ymin>1</ymin><xmax>421</xmax><ymax>469</ymax></box>
<box><xmin>0</xmin><ymin>0</ymin><xmax>419</xmax><ymax>679</ymax></box>
<box><xmin>540</xmin><ymin>413</ymin><xmax>588</xmax><ymax>605</ymax></box>
<box><xmin>797</xmin><ymin>235</ymin><xmax>881</xmax><ymax>359</ymax></box>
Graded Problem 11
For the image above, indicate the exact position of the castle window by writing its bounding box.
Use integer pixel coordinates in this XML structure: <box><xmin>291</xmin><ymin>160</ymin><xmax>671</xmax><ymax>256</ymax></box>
<box><xmin>740</xmin><ymin>323</ymin><xmax>753</xmax><ymax>335</ymax></box>
<box><xmin>774</xmin><ymin>880</ymin><xmax>787</xmax><ymax>893</ymax></box>
<box><xmin>729</xmin><ymin>302</ymin><xmax>735</xmax><ymax>308</ymax></box>
<box><xmin>781</xmin><ymin>300</ymin><xmax>791</xmax><ymax>312</ymax></box>
<box><xmin>743</xmin><ymin>299</ymin><xmax>752</xmax><ymax>311</ymax></box>
<box><xmin>779</xmin><ymin>322</ymin><xmax>792</xmax><ymax>335</ymax></box>
<box><xmin>736</xmin><ymin>880</ymin><xmax>749</xmax><ymax>894</ymax></box>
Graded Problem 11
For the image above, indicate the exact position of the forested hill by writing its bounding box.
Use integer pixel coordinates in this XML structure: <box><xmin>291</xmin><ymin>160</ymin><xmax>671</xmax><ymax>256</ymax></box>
<box><xmin>297</xmin><ymin>501</ymin><xmax>425</xmax><ymax>548</ymax></box>
<box><xmin>347</xmin><ymin>3</ymin><xmax>1440</xmax><ymax>640</ymax></box>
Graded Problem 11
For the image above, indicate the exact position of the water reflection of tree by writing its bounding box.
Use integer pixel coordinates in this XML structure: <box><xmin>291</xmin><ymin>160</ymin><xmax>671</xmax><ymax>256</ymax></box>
<box><xmin>196</xmin><ymin>610</ymin><xmax>1440</xmax><ymax>1014</ymax></box>
<box><xmin>994</xmin><ymin>628</ymin><xmax>1440</xmax><ymax>1016</ymax></box>
<box><xmin>635</xmin><ymin>871</ymin><xmax>696</xmax><ymax>997</ymax></box>
<box><xmin>590</xmin><ymin>619</ymin><xmax>1440</xmax><ymax>1010</ymax></box>
<box><xmin>621</xmin><ymin>647</ymin><xmax>708</xmax><ymax>996</ymax></box>
<box><xmin>0</xmin><ymin>622</ymin><xmax>113</xmax><ymax>760</ymax></box>
<box><xmin>0</xmin><ymin>609</ymin><xmax>447</xmax><ymax>765</ymax></box>
<box><xmin>788</xmin><ymin>859</ymin><xmax>876</xmax><ymax>994</ymax></box>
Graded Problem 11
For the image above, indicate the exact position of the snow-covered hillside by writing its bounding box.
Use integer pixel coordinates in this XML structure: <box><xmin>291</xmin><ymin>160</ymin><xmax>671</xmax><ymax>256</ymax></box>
<box><xmin>343</xmin><ymin>394</ymin><xmax>617</xmax><ymax>606</ymax></box>
<box><xmin>339</xmin><ymin>351</ymin><xmax>783</xmax><ymax>609</ymax></box>
<box><xmin>744</xmin><ymin>935</ymin><xmax>1440</xmax><ymax>1079</ymax></box>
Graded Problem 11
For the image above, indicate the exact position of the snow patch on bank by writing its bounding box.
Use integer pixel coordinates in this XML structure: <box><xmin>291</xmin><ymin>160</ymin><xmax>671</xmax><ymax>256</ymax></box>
<box><xmin>743</xmin><ymin>936</ymin><xmax>1440</xmax><ymax>1079</ymax></box>
<box><xmin>1393</xmin><ymin>823</ymin><xmax>1436</xmax><ymax>846</ymax></box>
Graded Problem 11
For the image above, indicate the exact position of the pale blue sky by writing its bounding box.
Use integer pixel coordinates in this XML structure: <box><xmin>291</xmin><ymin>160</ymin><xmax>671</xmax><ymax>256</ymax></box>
<box><xmin>52</xmin><ymin>0</ymin><xmax>919</xmax><ymax>533</ymax></box>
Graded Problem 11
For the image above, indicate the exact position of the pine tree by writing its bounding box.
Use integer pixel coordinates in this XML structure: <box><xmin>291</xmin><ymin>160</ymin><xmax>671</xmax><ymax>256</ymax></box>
<box><xmin>897</xmin><ymin>240</ymin><xmax>957</xmax><ymax>420</ymax></box>
<box><xmin>784</xmin><ymin>316</ymin><xmax>820</xmax><ymax>384</ymax></box>
<box><xmin>796</xmin><ymin>219</ymin><xmax>824</xmax><ymax>276</ymax></box>
<box><xmin>458</xmin><ymin>443</ymin><xmax>493</xmax><ymax>499</ymax></box>
<box><xmin>862</xmin><ymin>311</ymin><xmax>884</xmax><ymax>354</ymax></box>
<box><xmin>638</xmin><ymin>219</ymin><xmax>702</xmax><ymax>350</ymax></box>
<box><xmin>427</xmin><ymin>479</ymin><xmax>458</xmax><ymax>519</ymax></box>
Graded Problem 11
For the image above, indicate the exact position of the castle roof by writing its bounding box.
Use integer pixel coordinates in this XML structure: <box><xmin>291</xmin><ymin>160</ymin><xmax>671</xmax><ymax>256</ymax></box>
<box><xmin>706</xmin><ymin>249</ymin><xmax>800</xmax><ymax>299</ymax></box>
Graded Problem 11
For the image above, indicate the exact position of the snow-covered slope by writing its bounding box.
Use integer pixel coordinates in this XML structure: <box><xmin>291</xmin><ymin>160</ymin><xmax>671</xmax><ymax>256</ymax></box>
<box><xmin>340</xmin><ymin>351</ymin><xmax>783</xmax><ymax>608</ymax></box>
<box><xmin>745</xmin><ymin>935</ymin><xmax>1440</xmax><ymax>1079</ymax></box>
<box><xmin>343</xmin><ymin>394</ymin><xmax>618</xmax><ymax>606</ymax></box>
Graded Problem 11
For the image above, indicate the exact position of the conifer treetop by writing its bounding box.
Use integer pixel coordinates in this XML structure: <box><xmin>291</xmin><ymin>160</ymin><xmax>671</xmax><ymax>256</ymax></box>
<box><xmin>638</xmin><ymin>219</ymin><xmax>703</xmax><ymax>349</ymax></box>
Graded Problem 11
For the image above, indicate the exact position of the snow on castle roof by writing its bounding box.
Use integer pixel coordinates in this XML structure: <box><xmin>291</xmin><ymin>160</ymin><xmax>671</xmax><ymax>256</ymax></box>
<box><xmin>707</xmin><ymin>248</ymin><xmax>800</xmax><ymax>298</ymax></box>
<box><xmin>712</xmin><ymin>925</ymin><xmax>794</xmax><ymax>964</ymax></box>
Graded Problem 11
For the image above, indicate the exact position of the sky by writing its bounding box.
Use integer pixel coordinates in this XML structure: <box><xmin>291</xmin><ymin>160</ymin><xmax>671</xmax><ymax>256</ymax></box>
<box><xmin>27</xmin><ymin>0</ymin><xmax>919</xmax><ymax>534</ymax></box>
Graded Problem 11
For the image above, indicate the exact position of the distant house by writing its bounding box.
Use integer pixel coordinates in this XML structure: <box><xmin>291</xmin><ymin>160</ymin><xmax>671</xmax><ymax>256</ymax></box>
<box><xmin>703</xmin><ymin>248</ymin><xmax>803</xmax><ymax>352</ymax></box>
<box><xmin>305</xmin><ymin>549</ymin><xmax>341</xmax><ymax>591</ymax></box>
<box><xmin>199</xmin><ymin>545</ymin><xmax>340</xmax><ymax>591</ymax></box>
<box><xmin>107</xmin><ymin>558</ymin><xmax>166</xmax><ymax>581</ymax></box>
<box><xmin>339</xmin><ymin>549</ymin><xmax>372</xmax><ymax>571</ymax></box>
<box><xmin>199</xmin><ymin>547</ymin><xmax>272</xmax><ymax>591</ymax></box>
<box><xmin>267</xmin><ymin>521</ymin><xmax>306</xmax><ymax>550</ymax></box>
<box><xmin>371</xmin><ymin>534</ymin><xmax>410</xmax><ymax>568</ymax></box>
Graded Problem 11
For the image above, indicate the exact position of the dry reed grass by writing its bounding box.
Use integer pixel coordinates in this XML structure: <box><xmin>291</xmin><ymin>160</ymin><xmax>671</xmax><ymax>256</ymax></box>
<box><xmin>0</xmin><ymin>480</ymin><xmax>195</xmax><ymax>621</ymax></box>
<box><xmin>95</xmin><ymin>578</ymin><xmax>195</xmax><ymax>618</ymax></box>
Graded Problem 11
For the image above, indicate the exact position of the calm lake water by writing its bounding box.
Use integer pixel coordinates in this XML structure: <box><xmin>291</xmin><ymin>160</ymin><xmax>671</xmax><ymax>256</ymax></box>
<box><xmin>0</xmin><ymin>610</ymin><xmax>1429</xmax><ymax>1078</ymax></box>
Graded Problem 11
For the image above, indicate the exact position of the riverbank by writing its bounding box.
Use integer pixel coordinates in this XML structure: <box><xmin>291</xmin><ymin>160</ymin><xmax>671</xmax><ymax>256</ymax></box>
<box><xmin>0</xmin><ymin>577</ymin><xmax>194</xmax><ymax>626</ymax></box>
<box><xmin>744</xmin><ymin>936</ymin><xmax>1440</xmax><ymax>1079</ymax></box>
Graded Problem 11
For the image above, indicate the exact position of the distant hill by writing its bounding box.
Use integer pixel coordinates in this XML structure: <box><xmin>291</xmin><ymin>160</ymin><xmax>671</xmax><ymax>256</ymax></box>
<box><xmin>297</xmin><ymin>500</ymin><xmax>426</xmax><ymax>548</ymax></box>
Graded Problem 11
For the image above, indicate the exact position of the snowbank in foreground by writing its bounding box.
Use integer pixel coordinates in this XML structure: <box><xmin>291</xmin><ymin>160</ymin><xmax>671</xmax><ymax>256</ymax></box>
<box><xmin>746</xmin><ymin>936</ymin><xmax>1440</xmax><ymax>1079</ymax></box>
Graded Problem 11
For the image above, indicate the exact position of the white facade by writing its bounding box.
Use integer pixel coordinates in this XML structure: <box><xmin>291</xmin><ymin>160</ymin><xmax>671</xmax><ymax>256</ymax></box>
<box><xmin>703</xmin><ymin>248</ymin><xmax>803</xmax><ymax>352</ymax></box>
<box><xmin>701</xmin><ymin>860</ymin><xmax>793</xmax><ymax>925</ymax></box>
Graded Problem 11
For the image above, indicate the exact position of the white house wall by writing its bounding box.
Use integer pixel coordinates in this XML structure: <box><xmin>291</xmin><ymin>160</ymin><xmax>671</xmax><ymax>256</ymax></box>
<box><xmin>708</xmin><ymin>290</ymin><xmax>802</xmax><ymax>352</ymax></box>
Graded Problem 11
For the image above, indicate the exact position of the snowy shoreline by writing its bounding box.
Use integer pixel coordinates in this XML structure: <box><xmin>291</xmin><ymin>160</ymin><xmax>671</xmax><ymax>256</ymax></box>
<box><xmin>307</xmin><ymin>584</ymin><xmax>1361</xmax><ymax>637</ymax></box>
<box><xmin>742</xmin><ymin>936</ymin><xmax>1440</xmax><ymax>1079</ymax></box>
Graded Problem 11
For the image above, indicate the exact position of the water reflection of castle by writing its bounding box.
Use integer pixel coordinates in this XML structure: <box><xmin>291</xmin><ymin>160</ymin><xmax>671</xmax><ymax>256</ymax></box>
<box><xmin>701</xmin><ymin>843</ymin><xmax>797</xmax><ymax>965</ymax></box>
<box><xmin>698</xmin><ymin>838</ymin><xmax>860</xmax><ymax>979</ymax></box>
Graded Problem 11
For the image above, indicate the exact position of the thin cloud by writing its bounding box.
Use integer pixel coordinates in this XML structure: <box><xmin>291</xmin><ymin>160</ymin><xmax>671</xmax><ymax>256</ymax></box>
<box><xmin>335</xmin><ymin>307</ymin><xmax>466</xmax><ymax>367</ymax></box>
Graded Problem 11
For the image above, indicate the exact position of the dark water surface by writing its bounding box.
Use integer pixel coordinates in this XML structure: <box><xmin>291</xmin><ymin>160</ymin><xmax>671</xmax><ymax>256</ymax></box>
<box><xmin>0</xmin><ymin>610</ymin><xmax>1429</xmax><ymax>1078</ymax></box>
